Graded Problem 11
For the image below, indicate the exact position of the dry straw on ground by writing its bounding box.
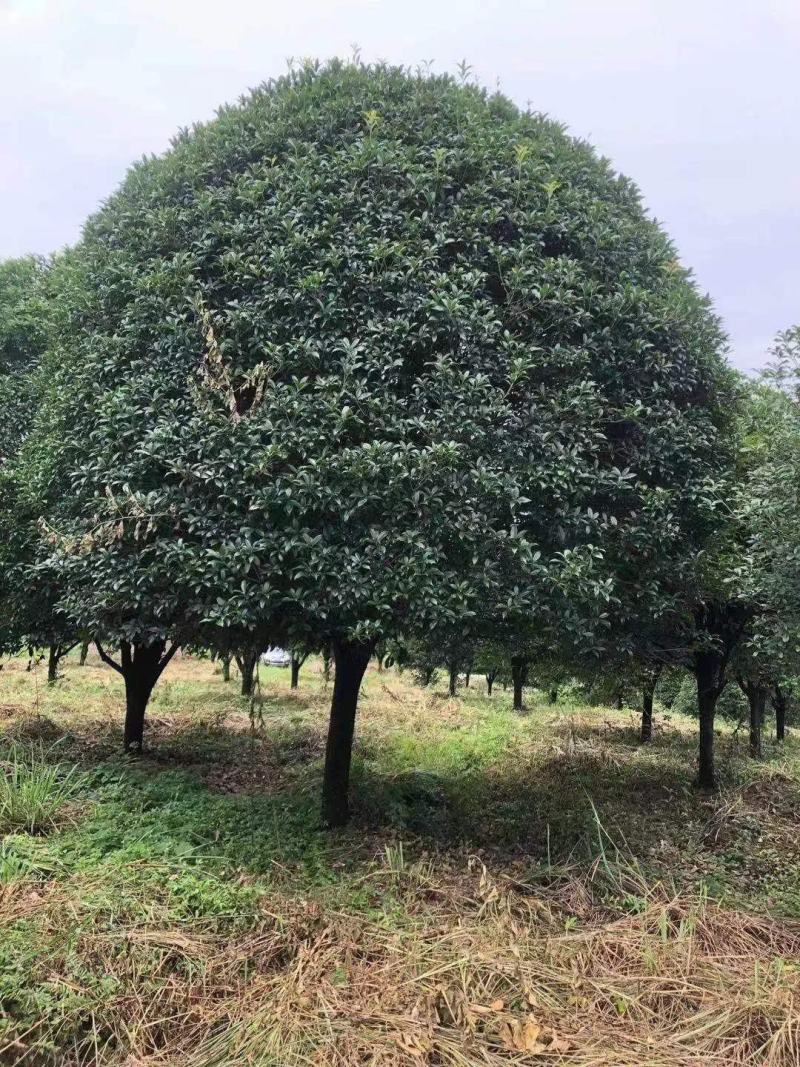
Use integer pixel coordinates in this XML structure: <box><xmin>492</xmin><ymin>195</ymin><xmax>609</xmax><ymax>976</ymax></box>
<box><xmin>3</xmin><ymin>849</ymin><xmax>799</xmax><ymax>1066</ymax></box>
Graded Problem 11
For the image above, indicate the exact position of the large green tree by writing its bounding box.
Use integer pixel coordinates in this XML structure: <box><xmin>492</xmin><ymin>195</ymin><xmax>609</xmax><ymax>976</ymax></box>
<box><xmin>38</xmin><ymin>60</ymin><xmax>731</xmax><ymax>822</ymax></box>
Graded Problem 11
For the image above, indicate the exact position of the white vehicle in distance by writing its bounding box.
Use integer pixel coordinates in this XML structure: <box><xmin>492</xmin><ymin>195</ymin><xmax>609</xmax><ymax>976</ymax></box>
<box><xmin>261</xmin><ymin>647</ymin><xmax>291</xmax><ymax>668</ymax></box>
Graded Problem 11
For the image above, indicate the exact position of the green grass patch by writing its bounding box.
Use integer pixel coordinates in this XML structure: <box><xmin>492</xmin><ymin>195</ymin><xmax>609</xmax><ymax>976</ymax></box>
<box><xmin>2</xmin><ymin>654</ymin><xmax>800</xmax><ymax>1063</ymax></box>
<box><xmin>0</xmin><ymin>743</ymin><xmax>82</xmax><ymax>834</ymax></box>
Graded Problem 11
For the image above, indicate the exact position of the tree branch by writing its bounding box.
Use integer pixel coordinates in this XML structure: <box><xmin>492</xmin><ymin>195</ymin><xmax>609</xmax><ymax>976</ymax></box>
<box><xmin>95</xmin><ymin>641</ymin><xmax>123</xmax><ymax>675</ymax></box>
<box><xmin>154</xmin><ymin>641</ymin><xmax>180</xmax><ymax>682</ymax></box>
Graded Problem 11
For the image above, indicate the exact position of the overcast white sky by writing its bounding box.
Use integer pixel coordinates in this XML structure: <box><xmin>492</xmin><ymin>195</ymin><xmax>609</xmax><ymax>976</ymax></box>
<box><xmin>1</xmin><ymin>0</ymin><xmax>797</xmax><ymax>371</ymax></box>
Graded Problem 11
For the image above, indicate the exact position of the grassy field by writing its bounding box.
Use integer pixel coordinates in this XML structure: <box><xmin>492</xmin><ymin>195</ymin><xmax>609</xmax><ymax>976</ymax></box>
<box><xmin>1</xmin><ymin>651</ymin><xmax>800</xmax><ymax>1065</ymax></box>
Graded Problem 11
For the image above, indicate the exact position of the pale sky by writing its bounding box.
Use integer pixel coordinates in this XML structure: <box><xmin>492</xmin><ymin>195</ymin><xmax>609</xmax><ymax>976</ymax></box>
<box><xmin>1</xmin><ymin>0</ymin><xmax>798</xmax><ymax>371</ymax></box>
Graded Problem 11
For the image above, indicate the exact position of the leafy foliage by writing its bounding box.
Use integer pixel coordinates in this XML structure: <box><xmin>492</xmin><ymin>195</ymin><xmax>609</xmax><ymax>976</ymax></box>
<box><xmin>36</xmin><ymin>60</ymin><xmax>730</xmax><ymax>670</ymax></box>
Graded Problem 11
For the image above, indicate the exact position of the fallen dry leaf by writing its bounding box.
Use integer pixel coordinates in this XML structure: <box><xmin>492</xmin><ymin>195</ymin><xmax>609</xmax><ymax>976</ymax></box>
<box><xmin>548</xmin><ymin>1031</ymin><xmax>571</xmax><ymax>1053</ymax></box>
<box><xmin>499</xmin><ymin>1014</ymin><xmax>544</xmax><ymax>1053</ymax></box>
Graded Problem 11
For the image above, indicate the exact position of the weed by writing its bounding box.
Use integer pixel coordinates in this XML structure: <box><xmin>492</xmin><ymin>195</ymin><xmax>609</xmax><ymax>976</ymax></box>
<box><xmin>0</xmin><ymin>743</ymin><xmax>81</xmax><ymax>833</ymax></box>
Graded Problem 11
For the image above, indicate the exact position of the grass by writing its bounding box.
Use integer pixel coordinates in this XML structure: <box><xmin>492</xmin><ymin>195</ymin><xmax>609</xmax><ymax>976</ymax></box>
<box><xmin>0</xmin><ymin>743</ymin><xmax>81</xmax><ymax>835</ymax></box>
<box><xmin>0</xmin><ymin>650</ymin><xmax>799</xmax><ymax>1064</ymax></box>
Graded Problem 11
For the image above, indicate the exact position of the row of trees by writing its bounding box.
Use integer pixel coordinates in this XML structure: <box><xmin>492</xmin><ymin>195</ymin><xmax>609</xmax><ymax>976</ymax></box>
<box><xmin>400</xmin><ymin>621</ymin><xmax>795</xmax><ymax>759</ymax></box>
<box><xmin>1</xmin><ymin>60</ymin><xmax>797</xmax><ymax>824</ymax></box>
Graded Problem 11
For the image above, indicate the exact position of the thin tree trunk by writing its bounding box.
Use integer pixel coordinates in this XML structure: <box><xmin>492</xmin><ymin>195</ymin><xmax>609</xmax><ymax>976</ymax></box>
<box><xmin>221</xmin><ymin>653</ymin><xmax>231</xmax><ymax>682</ymax></box>
<box><xmin>47</xmin><ymin>645</ymin><xmax>59</xmax><ymax>685</ymax></box>
<box><xmin>640</xmin><ymin>664</ymin><xmax>663</xmax><ymax>744</ymax></box>
<box><xmin>321</xmin><ymin>638</ymin><xmax>374</xmax><ymax>827</ymax></box>
<box><xmin>486</xmin><ymin>671</ymin><xmax>496</xmax><ymax>696</ymax></box>
<box><xmin>240</xmin><ymin>661</ymin><xmax>253</xmax><ymax>697</ymax></box>
<box><xmin>640</xmin><ymin>687</ymin><xmax>653</xmax><ymax>743</ymax></box>
<box><xmin>448</xmin><ymin>662</ymin><xmax>458</xmax><ymax>698</ymax></box>
<box><xmin>738</xmin><ymin>677</ymin><xmax>767</xmax><ymax>759</ymax></box>
<box><xmin>322</xmin><ymin>645</ymin><xmax>332</xmax><ymax>685</ymax></box>
<box><xmin>291</xmin><ymin>655</ymin><xmax>301</xmax><ymax>689</ymax></box>
<box><xmin>47</xmin><ymin>643</ymin><xmax>77</xmax><ymax>685</ymax></box>
<box><xmin>746</xmin><ymin>682</ymin><xmax>772</xmax><ymax>759</ymax></box>
<box><xmin>774</xmin><ymin>685</ymin><xmax>787</xmax><ymax>742</ymax></box>
<box><xmin>464</xmin><ymin>670</ymin><xmax>471</xmax><ymax>688</ymax></box>
<box><xmin>694</xmin><ymin>650</ymin><xmax>724</xmax><ymax>789</ymax></box>
<box><xmin>237</xmin><ymin>647</ymin><xmax>260</xmax><ymax>697</ymax></box>
<box><xmin>749</xmin><ymin>688</ymin><xmax>765</xmax><ymax>759</ymax></box>
<box><xmin>79</xmin><ymin>640</ymin><xmax>90</xmax><ymax>666</ymax></box>
<box><xmin>511</xmin><ymin>657</ymin><xmax>527</xmax><ymax>713</ymax></box>
<box><xmin>548</xmin><ymin>687</ymin><xmax>558</xmax><ymax>705</ymax></box>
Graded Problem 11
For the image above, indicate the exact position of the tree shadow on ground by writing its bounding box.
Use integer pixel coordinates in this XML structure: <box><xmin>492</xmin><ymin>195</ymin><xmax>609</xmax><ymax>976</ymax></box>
<box><xmin>351</xmin><ymin>746</ymin><xmax>699</xmax><ymax>857</ymax></box>
<box><xmin>6</xmin><ymin>706</ymin><xmax>800</xmax><ymax>908</ymax></box>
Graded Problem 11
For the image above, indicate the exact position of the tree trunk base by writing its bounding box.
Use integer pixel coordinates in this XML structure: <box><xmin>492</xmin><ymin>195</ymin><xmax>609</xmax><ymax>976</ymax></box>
<box><xmin>321</xmin><ymin>639</ymin><xmax>374</xmax><ymax>827</ymax></box>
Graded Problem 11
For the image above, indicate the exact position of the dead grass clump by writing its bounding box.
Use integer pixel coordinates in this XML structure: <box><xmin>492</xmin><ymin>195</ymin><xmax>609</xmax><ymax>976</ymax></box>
<box><xmin>3</xmin><ymin>713</ymin><xmax>68</xmax><ymax>745</ymax></box>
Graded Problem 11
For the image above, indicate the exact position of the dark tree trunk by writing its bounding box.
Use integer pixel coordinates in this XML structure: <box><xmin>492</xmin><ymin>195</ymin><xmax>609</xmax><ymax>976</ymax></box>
<box><xmin>639</xmin><ymin>665</ymin><xmax>662</xmax><ymax>744</ymax></box>
<box><xmin>221</xmin><ymin>653</ymin><xmax>231</xmax><ymax>682</ymax></box>
<box><xmin>47</xmin><ymin>643</ymin><xmax>77</xmax><ymax>685</ymax></box>
<box><xmin>612</xmin><ymin>690</ymin><xmax>623</xmax><ymax>710</ymax></box>
<box><xmin>774</xmin><ymin>685</ymin><xmax>787</xmax><ymax>742</ymax></box>
<box><xmin>694</xmin><ymin>649</ymin><xmax>725</xmax><ymax>789</ymax></box>
<box><xmin>47</xmin><ymin>645</ymin><xmax>59</xmax><ymax>685</ymax></box>
<box><xmin>236</xmin><ymin>646</ymin><xmax>260</xmax><ymax>697</ymax></box>
<box><xmin>692</xmin><ymin>601</ymin><xmax>750</xmax><ymax>790</ymax></box>
<box><xmin>738</xmin><ymin>677</ymin><xmax>767</xmax><ymax>759</ymax></box>
<box><xmin>321</xmin><ymin>638</ymin><xmax>374</xmax><ymax>827</ymax></box>
<box><xmin>79</xmin><ymin>640</ymin><xmax>90</xmax><ymax>666</ymax></box>
<box><xmin>486</xmin><ymin>671</ymin><xmax>496</xmax><ymax>696</ymax></box>
<box><xmin>464</xmin><ymin>670</ymin><xmax>471</xmax><ymax>688</ymax></box>
<box><xmin>96</xmin><ymin>639</ymin><xmax>179</xmax><ymax>754</ymax></box>
<box><xmin>448</xmin><ymin>662</ymin><xmax>458</xmax><ymax>698</ymax></box>
<box><xmin>291</xmin><ymin>655</ymin><xmax>301</xmax><ymax>689</ymax></box>
<box><xmin>640</xmin><ymin>688</ymin><xmax>653</xmax><ymax>743</ymax></box>
<box><xmin>240</xmin><ymin>662</ymin><xmax>253</xmax><ymax>697</ymax></box>
<box><xmin>124</xmin><ymin>678</ymin><xmax>150</xmax><ymax>752</ymax></box>
<box><xmin>749</xmin><ymin>688</ymin><xmax>765</xmax><ymax>759</ymax></box>
<box><xmin>122</xmin><ymin>641</ymin><xmax>164</xmax><ymax>753</ymax></box>
<box><xmin>511</xmin><ymin>657</ymin><xmax>527</xmax><ymax>713</ymax></box>
<box><xmin>548</xmin><ymin>687</ymin><xmax>558</xmax><ymax>705</ymax></box>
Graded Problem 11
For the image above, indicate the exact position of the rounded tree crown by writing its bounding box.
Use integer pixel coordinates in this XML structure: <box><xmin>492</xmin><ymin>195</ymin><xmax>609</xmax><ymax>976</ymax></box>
<box><xmin>45</xmin><ymin>60</ymin><xmax>732</xmax><ymax>644</ymax></box>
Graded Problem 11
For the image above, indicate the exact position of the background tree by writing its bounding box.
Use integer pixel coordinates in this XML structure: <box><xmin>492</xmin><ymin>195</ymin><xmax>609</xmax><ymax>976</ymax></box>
<box><xmin>732</xmin><ymin>330</ymin><xmax>800</xmax><ymax>751</ymax></box>
<box><xmin>0</xmin><ymin>255</ymin><xmax>79</xmax><ymax>678</ymax></box>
